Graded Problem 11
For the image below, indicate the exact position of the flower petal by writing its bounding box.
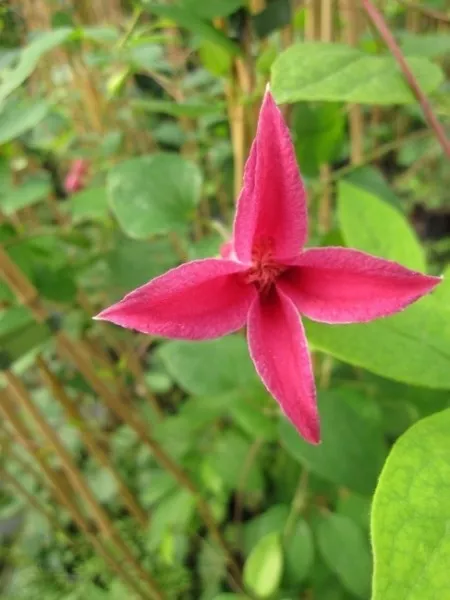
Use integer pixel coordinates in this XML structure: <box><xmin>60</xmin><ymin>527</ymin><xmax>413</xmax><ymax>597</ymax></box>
<box><xmin>247</xmin><ymin>288</ymin><xmax>320</xmax><ymax>444</ymax></box>
<box><xmin>232</xmin><ymin>89</ymin><xmax>308</xmax><ymax>263</ymax></box>
<box><xmin>95</xmin><ymin>259</ymin><xmax>255</xmax><ymax>340</ymax></box>
<box><xmin>279</xmin><ymin>247</ymin><xmax>442</xmax><ymax>324</ymax></box>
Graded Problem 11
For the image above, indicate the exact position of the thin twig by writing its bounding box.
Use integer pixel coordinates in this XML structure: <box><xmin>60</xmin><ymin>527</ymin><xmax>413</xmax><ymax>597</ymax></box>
<box><xmin>362</xmin><ymin>0</ymin><xmax>450</xmax><ymax>159</ymax></box>
<box><xmin>0</xmin><ymin>389</ymin><xmax>151</xmax><ymax>600</ymax></box>
<box><xmin>4</xmin><ymin>372</ymin><xmax>164</xmax><ymax>600</ymax></box>
<box><xmin>396</xmin><ymin>0</ymin><xmax>450</xmax><ymax>24</ymax></box>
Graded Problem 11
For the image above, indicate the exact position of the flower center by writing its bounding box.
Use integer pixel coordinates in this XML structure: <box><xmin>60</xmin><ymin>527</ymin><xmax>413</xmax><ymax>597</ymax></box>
<box><xmin>245</xmin><ymin>238</ymin><xmax>286</xmax><ymax>294</ymax></box>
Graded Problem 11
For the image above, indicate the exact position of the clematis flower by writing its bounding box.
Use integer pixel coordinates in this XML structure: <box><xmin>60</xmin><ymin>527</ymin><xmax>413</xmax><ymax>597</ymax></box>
<box><xmin>64</xmin><ymin>159</ymin><xmax>89</xmax><ymax>194</ymax></box>
<box><xmin>95</xmin><ymin>90</ymin><xmax>441</xmax><ymax>444</ymax></box>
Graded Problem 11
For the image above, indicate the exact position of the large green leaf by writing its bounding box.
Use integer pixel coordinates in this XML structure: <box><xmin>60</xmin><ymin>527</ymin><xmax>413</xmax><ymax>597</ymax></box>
<box><xmin>243</xmin><ymin>532</ymin><xmax>283</xmax><ymax>598</ymax></box>
<box><xmin>69</xmin><ymin>186</ymin><xmax>109</xmax><ymax>223</ymax></box>
<box><xmin>0</xmin><ymin>28</ymin><xmax>72</xmax><ymax>103</ymax></box>
<box><xmin>271</xmin><ymin>43</ymin><xmax>443</xmax><ymax>105</ymax></box>
<box><xmin>0</xmin><ymin>174</ymin><xmax>51</xmax><ymax>214</ymax></box>
<box><xmin>280</xmin><ymin>391</ymin><xmax>386</xmax><ymax>495</ymax></box>
<box><xmin>306</xmin><ymin>184</ymin><xmax>450</xmax><ymax>389</ymax></box>
<box><xmin>337</xmin><ymin>181</ymin><xmax>426</xmax><ymax>271</ymax></box>
<box><xmin>371</xmin><ymin>409</ymin><xmax>450</xmax><ymax>600</ymax></box>
<box><xmin>317</xmin><ymin>514</ymin><xmax>371</xmax><ymax>598</ymax></box>
<box><xmin>108</xmin><ymin>153</ymin><xmax>202</xmax><ymax>238</ymax></box>
<box><xmin>399</xmin><ymin>32</ymin><xmax>450</xmax><ymax>58</ymax></box>
<box><xmin>158</xmin><ymin>336</ymin><xmax>258</xmax><ymax>395</ymax></box>
<box><xmin>306</xmin><ymin>302</ymin><xmax>450</xmax><ymax>389</ymax></box>
<box><xmin>0</xmin><ymin>99</ymin><xmax>49</xmax><ymax>145</ymax></box>
<box><xmin>293</xmin><ymin>102</ymin><xmax>345</xmax><ymax>177</ymax></box>
<box><xmin>105</xmin><ymin>235</ymin><xmax>178</xmax><ymax>298</ymax></box>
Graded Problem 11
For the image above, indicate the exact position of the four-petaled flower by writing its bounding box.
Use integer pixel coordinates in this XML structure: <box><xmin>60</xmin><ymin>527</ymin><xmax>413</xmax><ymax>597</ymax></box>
<box><xmin>95</xmin><ymin>90</ymin><xmax>441</xmax><ymax>444</ymax></box>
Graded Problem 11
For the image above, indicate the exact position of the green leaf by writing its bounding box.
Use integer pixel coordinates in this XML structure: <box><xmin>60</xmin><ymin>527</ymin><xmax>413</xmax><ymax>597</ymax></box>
<box><xmin>371</xmin><ymin>409</ymin><xmax>450</xmax><ymax>600</ymax></box>
<box><xmin>230</xmin><ymin>396</ymin><xmax>277</xmax><ymax>441</ymax></box>
<box><xmin>244</xmin><ymin>505</ymin><xmax>289</xmax><ymax>556</ymax></box>
<box><xmin>243</xmin><ymin>532</ymin><xmax>283</xmax><ymax>598</ymax></box>
<box><xmin>108</xmin><ymin>153</ymin><xmax>202</xmax><ymax>238</ymax></box>
<box><xmin>317</xmin><ymin>514</ymin><xmax>371</xmax><ymax>598</ymax></box>
<box><xmin>0</xmin><ymin>174</ymin><xmax>51</xmax><ymax>214</ymax></box>
<box><xmin>0</xmin><ymin>28</ymin><xmax>73</xmax><ymax>103</ymax></box>
<box><xmin>338</xmin><ymin>180</ymin><xmax>426</xmax><ymax>271</ymax></box>
<box><xmin>252</xmin><ymin>0</ymin><xmax>291</xmax><ymax>39</ymax></box>
<box><xmin>399</xmin><ymin>32</ymin><xmax>450</xmax><ymax>58</ymax></box>
<box><xmin>144</xmin><ymin>3</ymin><xmax>241</xmax><ymax>55</ymax></box>
<box><xmin>0</xmin><ymin>99</ymin><xmax>49</xmax><ymax>145</ymax></box>
<box><xmin>343</xmin><ymin>166</ymin><xmax>402</xmax><ymax>210</ymax></box>
<box><xmin>106</xmin><ymin>235</ymin><xmax>178</xmax><ymax>297</ymax></box>
<box><xmin>433</xmin><ymin>264</ymin><xmax>450</xmax><ymax>307</ymax></box>
<box><xmin>181</xmin><ymin>0</ymin><xmax>245</xmax><ymax>19</ymax></box>
<box><xmin>306</xmin><ymin>182</ymin><xmax>450</xmax><ymax>389</ymax></box>
<box><xmin>69</xmin><ymin>187</ymin><xmax>109</xmax><ymax>223</ymax></box>
<box><xmin>199</xmin><ymin>41</ymin><xmax>232</xmax><ymax>76</ymax></box>
<box><xmin>133</xmin><ymin>98</ymin><xmax>225</xmax><ymax>118</ymax></box>
<box><xmin>280</xmin><ymin>390</ymin><xmax>386</xmax><ymax>495</ymax></box>
<box><xmin>293</xmin><ymin>102</ymin><xmax>345</xmax><ymax>177</ymax></box>
<box><xmin>158</xmin><ymin>336</ymin><xmax>259</xmax><ymax>396</ymax></box>
<box><xmin>306</xmin><ymin>302</ymin><xmax>450</xmax><ymax>389</ymax></box>
<box><xmin>210</xmin><ymin>431</ymin><xmax>264</xmax><ymax>495</ymax></box>
<box><xmin>271</xmin><ymin>43</ymin><xmax>443</xmax><ymax>105</ymax></box>
<box><xmin>284</xmin><ymin>519</ymin><xmax>314</xmax><ymax>586</ymax></box>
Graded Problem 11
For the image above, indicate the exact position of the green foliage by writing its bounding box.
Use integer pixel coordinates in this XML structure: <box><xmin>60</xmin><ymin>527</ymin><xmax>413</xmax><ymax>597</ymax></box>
<box><xmin>108</xmin><ymin>153</ymin><xmax>202</xmax><ymax>238</ymax></box>
<box><xmin>271</xmin><ymin>43</ymin><xmax>443</xmax><ymax>104</ymax></box>
<box><xmin>281</xmin><ymin>390</ymin><xmax>386</xmax><ymax>495</ymax></box>
<box><xmin>372</xmin><ymin>409</ymin><xmax>450</xmax><ymax>600</ymax></box>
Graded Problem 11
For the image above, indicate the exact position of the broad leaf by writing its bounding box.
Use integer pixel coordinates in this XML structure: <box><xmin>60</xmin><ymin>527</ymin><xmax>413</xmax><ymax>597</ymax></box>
<box><xmin>243</xmin><ymin>532</ymin><xmax>283</xmax><ymax>598</ymax></box>
<box><xmin>284</xmin><ymin>519</ymin><xmax>314</xmax><ymax>586</ymax></box>
<box><xmin>338</xmin><ymin>180</ymin><xmax>426</xmax><ymax>271</ymax></box>
<box><xmin>371</xmin><ymin>409</ymin><xmax>450</xmax><ymax>600</ymax></box>
<box><xmin>0</xmin><ymin>28</ymin><xmax>72</xmax><ymax>103</ymax></box>
<box><xmin>108</xmin><ymin>153</ymin><xmax>202</xmax><ymax>238</ymax></box>
<box><xmin>159</xmin><ymin>336</ymin><xmax>259</xmax><ymax>395</ymax></box>
<box><xmin>0</xmin><ymin>174</ymin><xmax>51</xmax><ymax>214</ymax></box>
<box><xmin>0</xmin><ymin>99</ymin><xmax>49</xmax><ymax>145</ymax></box>
<box><xmin>69</xmin><ymin>187</ymin><xmax>109</xmax><ymax>223</ymax></box>
<box><xmin>317</xmin><ymin>514</ymin><xmax>371</xmax><ymax>598</ymax></box>
<box><xmin>271</xmin><ymin>43</ymin><xmax>443</xmax><ymax>105</ymax></box>
<box><xmin>280</xmin><ymin>390</ymin><xmax>386</xmax><ymax>495</ymax></box>
<box><xmin>306</xmin><ymin>184</ymin><xmax>450</xmax><ymax>389</ymax></box>
<box><xmin>306</xmin><ymin>302</ymin><xmax>450</xmax><ymax>389</ymax></box>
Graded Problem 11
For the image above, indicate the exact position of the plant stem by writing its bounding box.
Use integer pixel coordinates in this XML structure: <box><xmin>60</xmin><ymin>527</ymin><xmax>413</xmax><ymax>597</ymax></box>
<box><xmin>362</xmin><ymin>0</ymin><xmax>450</xmax><ymax>159</ymax></box>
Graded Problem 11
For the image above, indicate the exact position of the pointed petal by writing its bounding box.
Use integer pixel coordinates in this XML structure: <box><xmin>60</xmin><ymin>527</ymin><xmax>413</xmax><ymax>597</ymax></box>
<box><xmin>247</xmin><ymin>288</ymin><xmax>320</xmax><ymax>444</ymax></box>
<box><xmin>95</xmin><ymin>259</ymin><xmax>255</xmax><ymax>340</ymax></box>
<box><xmin>279</xmin><ymin>247</ymin><xmax>442</xmax><ymax>324</ymax></box>
<box><xmin>232</xmin><ymin>90</ymin><xmax>308</xmax><ymax>263</ymax></box>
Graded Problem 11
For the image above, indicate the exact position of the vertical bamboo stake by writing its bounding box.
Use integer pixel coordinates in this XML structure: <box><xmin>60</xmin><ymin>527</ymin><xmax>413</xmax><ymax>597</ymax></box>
<box><xmin>319</xmin><ymin>0</ymin><xmax>334</xmax><ymax>233</ymax></box>
<box><xmin>4</xmin><ymin>371</ymin><xmax>164</xmax><ymax>600</ymax></box>
<box><xmin>0</xmin><ymin>390</ymin><xmax>152</xmax><ymax>600</ymax></box>
<box><xmin>36</xmin><ymin>356</ymin><xmax>148</xmax><ymax>527</ymax></box>
<box><xmin>340</xmin><ymin>0</ymin><xmax>364</xmax><ymax>164</ymax></box>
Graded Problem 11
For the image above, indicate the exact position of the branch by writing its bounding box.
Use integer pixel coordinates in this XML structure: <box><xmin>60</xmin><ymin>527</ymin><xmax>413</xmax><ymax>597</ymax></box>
<box><xmin>362</xmin><ymin>0</ymin><xmax>450</xmax><ymax>160</ymax></box>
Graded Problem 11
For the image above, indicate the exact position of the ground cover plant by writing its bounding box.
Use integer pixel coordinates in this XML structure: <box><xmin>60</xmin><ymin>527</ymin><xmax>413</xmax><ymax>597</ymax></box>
<box><xmin>0</xmin><ymin>1</ymin><xmax>449</xmax><ymax>599</ymax></box>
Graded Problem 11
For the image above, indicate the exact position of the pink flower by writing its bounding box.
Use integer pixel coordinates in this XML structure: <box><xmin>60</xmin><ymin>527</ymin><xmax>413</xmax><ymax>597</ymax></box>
<box><xmin>95</xmin><ymin>90</ymin><xmax>441</xmax><ymax>444</ymax></box>
<box><xmin>64</xmin><ymin>159</ymin><xmax>89</xmax><ymax>194</ymax></box>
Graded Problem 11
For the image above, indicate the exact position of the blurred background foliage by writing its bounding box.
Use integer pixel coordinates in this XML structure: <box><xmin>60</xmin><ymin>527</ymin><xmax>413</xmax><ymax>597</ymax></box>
<box><xmin>0</xmin><ymin>0</ymin><xmax>449</xmax><ymax>598</ymax></box>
